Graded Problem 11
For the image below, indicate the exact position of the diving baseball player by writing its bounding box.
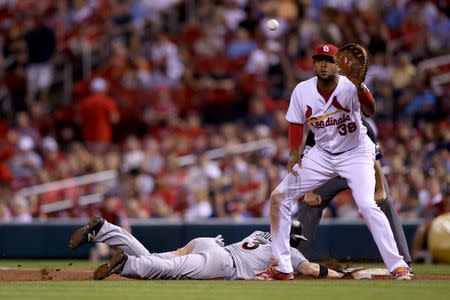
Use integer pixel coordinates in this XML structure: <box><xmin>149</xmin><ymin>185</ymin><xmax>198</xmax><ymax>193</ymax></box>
<box><xmin>68</xmin><ymin>218</ymin><xmax>344</xmax><ymax>280</ymax></box>
<box><xmin>255</xmin><ymin>44</ymin><xmax>411</xmax><ymax>280</ymax></box>
<box><xmin>296</xmin><ymin>119</ymin><xmax>412</xmax><ymax>266</ymax></box>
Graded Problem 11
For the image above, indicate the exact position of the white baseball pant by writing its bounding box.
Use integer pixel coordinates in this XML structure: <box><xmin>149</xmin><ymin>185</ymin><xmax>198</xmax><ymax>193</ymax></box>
<box><xmin>271</xmin><ymin>136</ymin><xmax>408</xmax><ymax>273</ymax></box>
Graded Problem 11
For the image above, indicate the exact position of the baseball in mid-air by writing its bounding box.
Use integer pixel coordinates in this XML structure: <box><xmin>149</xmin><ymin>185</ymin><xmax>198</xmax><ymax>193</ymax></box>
<box><xmin>266</xmin><ymin>18</ymin><xmax>279</xmax><ymax>31</ymax></box>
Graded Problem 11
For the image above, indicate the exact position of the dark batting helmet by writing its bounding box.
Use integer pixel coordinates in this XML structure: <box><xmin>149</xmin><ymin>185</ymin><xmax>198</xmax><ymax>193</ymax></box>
<box><xmin>289</xmin><ymin>220</ymin><xmax>308</xmax><ymax>248</ymax></box>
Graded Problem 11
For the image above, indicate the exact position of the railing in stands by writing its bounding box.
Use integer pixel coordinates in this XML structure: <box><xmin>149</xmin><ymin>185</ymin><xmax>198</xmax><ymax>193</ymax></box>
<box><xmin>15</xmin><ymin>139</ymin><xmax>277</xmax><ymax>215</ymax></box>
<box><xmin>16</xmin><ymin>170</ymin><xmax>118</xmax><ymax>214</ymax></box>
<box><xmin>177</xmin><ymin>138</ymin><xmax>277</xmax><ymax>166</ymax></box>
<box><xmin>17</xmin><ymin>170</ymin><xmax>117</xmax><ymax>198</ymax></box>
<box><xmin>417</xmin><ymin>54</ymin><xmax>450</xmax><ymax>95</ymax></box>
<box><xmin>417</xmin><ymin>54</ymin><xmax>450</xmax><ymax>72</ymax></box>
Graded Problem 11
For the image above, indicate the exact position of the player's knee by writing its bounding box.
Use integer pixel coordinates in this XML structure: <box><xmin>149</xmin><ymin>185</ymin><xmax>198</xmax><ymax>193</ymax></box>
<box><xmin>298</xmin><ymin>262</ymin><xmax>318</xmax><ymax>277</ymax></box>
<box><xmin>357</xmin><ymin>201</ymin><xmax>377</xmax><ymax>214</ymax></box>
<box><xmin>270</xmin><ymin>190</ymin><xmax>282</xmax><ymax>207</ymax></box>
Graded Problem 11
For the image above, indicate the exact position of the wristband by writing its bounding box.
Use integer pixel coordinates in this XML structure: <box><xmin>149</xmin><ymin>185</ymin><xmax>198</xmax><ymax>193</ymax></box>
<box><xmin>319</xmin><ymin>264</ymin><xmax>329</xmax><ymax>278</ymax></box>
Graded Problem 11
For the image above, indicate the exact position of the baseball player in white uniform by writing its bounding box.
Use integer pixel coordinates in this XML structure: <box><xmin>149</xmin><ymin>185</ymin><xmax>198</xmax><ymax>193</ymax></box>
<box><xmin>68</xmin><ymin>217</ymin><xmax>344</xmax><ymax>280</ymax></box>
<box><xmin>254</xmin><ymin>44</ymin><xmax>412</xmax><ymax>280</ymax></box>
<box><xmin>296</xmin><ymin>120</ymin><xmax>412</xmax><ymax>266</ymax></box>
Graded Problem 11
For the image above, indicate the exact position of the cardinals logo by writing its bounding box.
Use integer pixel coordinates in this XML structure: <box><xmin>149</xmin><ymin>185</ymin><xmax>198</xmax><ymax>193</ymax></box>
<box><xmin>332</xmin><ymin>96</ymin><xmax>350</xmax><ymax>113</ymax></box>
<box><xmin>305</xmin><ymin>105</ymin><xmax>313</xmax><ymax>120</ymax></box>
<box><xmin>306</xmin><ymin>97</ymin><xmax>351</xmax><ymax>126</ymax></box>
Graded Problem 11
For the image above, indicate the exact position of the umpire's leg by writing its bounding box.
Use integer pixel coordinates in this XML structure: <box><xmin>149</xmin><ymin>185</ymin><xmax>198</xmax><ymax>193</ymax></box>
<box><xmin>379</xmin><ymin>174</ymin><xmax>412</xmax><ymax>264</ymax></box>
<box><xmin>296</xmin><ymin>177</ymin><xmax>349</xmax><ymax>257</ymax></box>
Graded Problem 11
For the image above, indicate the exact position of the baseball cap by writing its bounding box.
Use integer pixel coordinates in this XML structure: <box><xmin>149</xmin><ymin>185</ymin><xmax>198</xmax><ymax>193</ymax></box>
<box><xmin>312</xmin><ymin>44</ymin><xmax>338</xmax><ymax>60</ymax></box>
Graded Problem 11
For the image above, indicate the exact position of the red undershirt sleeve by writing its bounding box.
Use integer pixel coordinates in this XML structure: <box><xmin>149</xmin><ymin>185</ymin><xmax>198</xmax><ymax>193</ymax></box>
<box><xmin>358</xmin><ymin>88</ymin><xmax>374</xmax><ymax>105</ymax></box>
<box><xmin>358</xmin><ymin>87</ymin><xmax>375</xmax><ymax>116</ymax></box>
<box><xmin>289</xmin><ymin>123</ymin><xmax>304</xmax><ymax>151</ymax></box>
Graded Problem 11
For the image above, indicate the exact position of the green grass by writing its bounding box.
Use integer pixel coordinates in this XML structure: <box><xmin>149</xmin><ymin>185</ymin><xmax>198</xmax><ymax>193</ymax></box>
<box><xmin>1</xmin><ymin>261</ymin><xmax>450</xmax><ymax>300</ymax></box>
<box><xmin>1</xmin><ymin>280</ymin><xmax>450</xmax><ymax>300</ymax></box>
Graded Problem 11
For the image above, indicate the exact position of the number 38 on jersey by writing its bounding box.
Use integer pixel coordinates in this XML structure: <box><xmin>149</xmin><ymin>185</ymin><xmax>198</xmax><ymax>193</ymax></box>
<box><xmin>338</xmin><ymin>121</ymin><xmax>357</xmax><ymax>136</ymax></box>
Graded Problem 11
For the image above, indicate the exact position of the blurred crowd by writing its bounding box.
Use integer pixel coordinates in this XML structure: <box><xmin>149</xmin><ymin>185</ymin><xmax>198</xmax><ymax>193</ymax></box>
<box><xmin>0</xmin><ymin>0</ymin><xmax>449</xmax><ymax>223</ymax></box>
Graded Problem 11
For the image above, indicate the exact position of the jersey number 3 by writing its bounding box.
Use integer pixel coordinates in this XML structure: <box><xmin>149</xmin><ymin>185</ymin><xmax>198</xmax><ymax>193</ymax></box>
<box><xmin>338</xmin><ymin>122</ymin><xmax>357</xmax><ymax>136</ymax></box>
<box><xmin>242</xmin><ymin>240</ymin><xmax>261</xmax><ymax>250</ymax></box>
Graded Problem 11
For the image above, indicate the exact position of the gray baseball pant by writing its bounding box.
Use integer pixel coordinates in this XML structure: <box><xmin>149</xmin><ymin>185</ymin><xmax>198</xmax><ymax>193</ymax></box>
<box><xmin>94</xmin><ymin>221</ymin><xmax>236</xmax><ymax>279</ymax></box>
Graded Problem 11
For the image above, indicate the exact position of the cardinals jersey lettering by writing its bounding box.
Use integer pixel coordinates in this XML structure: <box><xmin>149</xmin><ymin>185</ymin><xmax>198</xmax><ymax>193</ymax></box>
<box><xmin>303</xmin><ymin>119</ymin><xmax>382</xmax><ymax>159</ymax></box>
<box><xmin>286</xmin><ymin>75</ymin><xmax>368</xmax><ymax>154</ymax></box>
<box><xmin>225</xmin><ymin>231</ymin><xmax>307</xmax><ymax>279</ymax></box>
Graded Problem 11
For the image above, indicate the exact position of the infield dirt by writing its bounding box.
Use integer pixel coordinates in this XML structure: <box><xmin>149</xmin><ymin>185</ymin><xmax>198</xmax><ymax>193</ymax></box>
<box><xmin>0</xmin><ymin>268</ymin><xmax>449</xmax><ymax>281</ymax></box>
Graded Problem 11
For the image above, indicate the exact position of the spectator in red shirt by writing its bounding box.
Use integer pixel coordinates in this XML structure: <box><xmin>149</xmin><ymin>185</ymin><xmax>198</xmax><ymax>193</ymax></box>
<box><xmin>0</xmin><ymin>127</ymin><xmax>15</xmax><ymax>185</ymax></box>
<box><xmin>40</xmin><ymin>136</ymin><xmax>65</xmax><ymax>173</ymax></box>
<box><xmin>78</xmin><ymin>77</ymin><xmax>119</xmax><ymax>154</ymax></box>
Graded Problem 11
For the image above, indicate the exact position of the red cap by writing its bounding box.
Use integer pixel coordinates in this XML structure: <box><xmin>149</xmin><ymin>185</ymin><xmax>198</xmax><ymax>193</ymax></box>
<box><xmin>312</xmin><ymin>44</ymin><xmax>338</xmax><ymax>60</ymax></box>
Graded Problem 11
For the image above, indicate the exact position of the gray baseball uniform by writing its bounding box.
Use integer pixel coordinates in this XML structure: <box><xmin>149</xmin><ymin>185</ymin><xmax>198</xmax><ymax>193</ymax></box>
<box><xmin>296</xmin><ymin>120</ymin><xmax>412</xmax><ymax>264</ymax></box>
<box><xmin>225</xmin><ymin>231</ymin><xmax>307</xmax><ymax>279</ymax></box>
<box><xmin>93</xmin><ymin>221</ymin><xmax>307</xmax><ymax>280</ymax></box>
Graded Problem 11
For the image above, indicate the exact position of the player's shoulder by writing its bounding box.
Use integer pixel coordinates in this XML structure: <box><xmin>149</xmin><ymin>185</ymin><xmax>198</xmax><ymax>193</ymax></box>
<box><xmin>247</xmin><ymin>231</ymin><xmax>272</xmax><ymax>243</ymax></box>
<box><xmin>247</xmin><ymin>230</ymin><xmax>267</xmax><ymax>238</ymax></box>
<box><xmin>294</xmin><ymin>77</ymin><xmax>317</xmax><ymax>92</ymax></box>
<box><xmin>299</xmin><ymin>77</ymin><xmax>317</xmax><ymax>88</ymax></box>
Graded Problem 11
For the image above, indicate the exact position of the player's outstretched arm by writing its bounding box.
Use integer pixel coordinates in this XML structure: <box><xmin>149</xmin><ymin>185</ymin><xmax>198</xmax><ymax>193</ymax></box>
<box><xmin>357</xmin><ymin>84</ymin><xmax>375</xmax><ymax>116</ymax></box>
<box><xmin>287</xmin><ymin>123</ymin><xmax>304</xmax><ymax>176</ymax></box>
<box><xmin>297</xmin><ymin>261</ymin><xmax>343</xmax><ymax>278</ymax></box>
<box><xmin>374</xmin><ymin>160</ymin><xmax>387</xmax><ymax>205</ymax></box>
<box><xmin>287</xmin><ymin>149</ymin><xmax>301</xmax><ymax>176</ymax></box>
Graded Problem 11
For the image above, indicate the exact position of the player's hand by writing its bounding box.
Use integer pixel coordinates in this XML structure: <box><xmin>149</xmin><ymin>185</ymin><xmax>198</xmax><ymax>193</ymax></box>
<box><xmin>374</xmin><ymin>190</ymin><xmax>386</xmax><ymax>206</ymax></box>
<box><xmin>304</xmin><ymin>191</ymin><xmax>322</xmax><ymax>207</ymax></box>
<box><xmin>214</xmin><ymin>235</ymin><xmax>225</xmax><ymax>247</ymax></box>
<box><xmin>287</xmin><ymin>150</ymin><xmax>301</xmax><ymax>176</ymax></box>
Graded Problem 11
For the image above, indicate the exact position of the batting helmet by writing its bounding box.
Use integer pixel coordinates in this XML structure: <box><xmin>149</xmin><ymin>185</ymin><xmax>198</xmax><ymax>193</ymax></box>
<box><xmin>289</xmin><ymin>220</ymin><xmax>308</xmax><ymax>248</ymax></box>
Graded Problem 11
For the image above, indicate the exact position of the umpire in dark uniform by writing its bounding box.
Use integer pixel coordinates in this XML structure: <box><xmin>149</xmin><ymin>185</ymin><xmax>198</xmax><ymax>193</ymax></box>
<box><xmin>296</xmin><ymin>119</ymin><xmax>412</xmax><ymax>265</ymax></box>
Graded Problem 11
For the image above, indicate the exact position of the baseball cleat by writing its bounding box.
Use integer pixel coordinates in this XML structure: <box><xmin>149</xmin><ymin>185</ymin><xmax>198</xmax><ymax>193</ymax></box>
<box><xmin>68</xmin><ymin>217</ymin><xmax>105</xmax><ymax>249</ymax></box>
<box><xmin>391</xmin><ymin>266</ymin><xmax>413</xmax><ymax>280</ymax></box>
<box><xmin>254</xmin><ymin>267</ymin><xmax>294</xmax><ymax>281</ymax></box>
<box><xmin>93</xmin><ymin>249</ymin><xmax>128</xmax><ymax>280</ymax></box>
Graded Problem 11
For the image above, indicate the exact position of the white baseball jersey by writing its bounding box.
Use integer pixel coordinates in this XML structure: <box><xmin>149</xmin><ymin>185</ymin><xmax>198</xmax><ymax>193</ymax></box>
<box><xmin>273</xmin><ymin>76</ymin><xmax>408</xmax><ymax>275</ymax></box>
<box><xmin>225</xmin><ymin>231</ymin><xmax>307</xmax><ymax>280</ymax></box>
<box><xmin>286</xmin><ymin>75</ymin><xmax>367</xmax><ymax>154</ymax></box>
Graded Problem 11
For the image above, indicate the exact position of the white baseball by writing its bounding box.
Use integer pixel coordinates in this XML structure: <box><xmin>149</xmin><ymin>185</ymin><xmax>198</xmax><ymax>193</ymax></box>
<box><xmin>266</xmin><ymin>19</ymin><xmax>279</xmax><ymax>31</ymax></box>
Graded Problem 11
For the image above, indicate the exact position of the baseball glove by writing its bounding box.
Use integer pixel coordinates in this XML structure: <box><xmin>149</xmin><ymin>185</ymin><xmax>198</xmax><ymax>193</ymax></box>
<box><xmin>334</xmin><ymin>43</ymin><xmax>368</xmax><ymax>88</ymax></box>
